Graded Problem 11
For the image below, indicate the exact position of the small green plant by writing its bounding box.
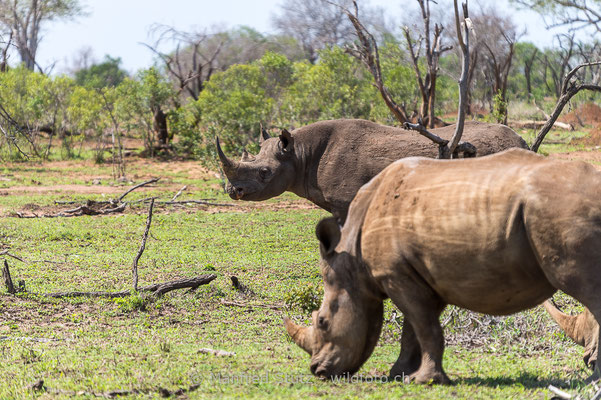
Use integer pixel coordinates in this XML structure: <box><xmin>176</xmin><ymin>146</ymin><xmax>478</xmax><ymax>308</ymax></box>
<box><xmin>113</xmin><ymin>293</ymin><xmax>149</xmax><ymax>312</ymax></box>
<box><xmin>159</xmin><ymin>341</ymin><xmax>171</xmax><ymax>353</ymax></box>
<box><xmin>490</xmin><ymin>90</ymin><xmax>508</xmax><ymax>124</ymax></box>
<box><xmin>284</xmin><ymin>283</ymin><xmax>323</xmax><ymax>313</ymax></box>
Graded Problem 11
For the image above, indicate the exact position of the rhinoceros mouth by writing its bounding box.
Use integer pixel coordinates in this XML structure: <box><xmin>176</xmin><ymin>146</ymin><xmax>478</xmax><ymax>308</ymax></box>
<box><xmin>225</xmin><ymin>183</ymin><xmax>262</xmax><ymax>201</ymax></box>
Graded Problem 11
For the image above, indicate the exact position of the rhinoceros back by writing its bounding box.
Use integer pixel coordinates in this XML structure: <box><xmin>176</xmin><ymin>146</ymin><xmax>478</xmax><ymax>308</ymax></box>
<box><xmin>302</xmin><ymin>119</ymin><xmax>528</xmax><ymax>222</ymax></box>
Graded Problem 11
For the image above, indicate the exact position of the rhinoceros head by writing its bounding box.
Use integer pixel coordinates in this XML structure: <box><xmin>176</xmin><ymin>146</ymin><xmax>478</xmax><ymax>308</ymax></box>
<box><xmin>285</xmin><ymin>217</ymin><xmax>384</xmax><ymax>378</ymax></box>
<box><xmin>216</xmin><ymin>128</ymin><xmax>296</xmax><ymax>201</ymax></box>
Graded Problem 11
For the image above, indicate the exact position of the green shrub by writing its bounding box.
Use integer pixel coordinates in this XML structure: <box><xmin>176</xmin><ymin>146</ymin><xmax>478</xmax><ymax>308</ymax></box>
<box><xmin>284</xmin><ymin>283</ymin><xmax>323</xmax><ymax>313</ymax></box>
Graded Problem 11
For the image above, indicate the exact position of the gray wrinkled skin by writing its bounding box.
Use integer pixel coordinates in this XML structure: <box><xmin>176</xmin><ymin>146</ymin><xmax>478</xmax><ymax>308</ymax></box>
<box><xmin>217</xmin><ymin>119</ymin><xmax>528</xmax><ymax>223</ymax></box>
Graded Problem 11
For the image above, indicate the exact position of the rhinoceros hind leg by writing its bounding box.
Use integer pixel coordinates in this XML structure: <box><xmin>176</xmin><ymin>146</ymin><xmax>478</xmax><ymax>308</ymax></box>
<box><xmin>389</xmin><ymin>319</ymin><xmax>421</xmax><ymax>379</ymax></box>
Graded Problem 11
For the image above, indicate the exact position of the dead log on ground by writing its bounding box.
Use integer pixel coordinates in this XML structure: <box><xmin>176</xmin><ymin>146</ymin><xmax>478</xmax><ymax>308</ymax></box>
<box><xmin>509</xmin><ymin>120</ymin><xmax>573</xmax><ymax>131</ymax></box>
<box><xmin>43</xmin><ymin>275</ymin><xmax>217</xmax><ymax>299</ymax></box>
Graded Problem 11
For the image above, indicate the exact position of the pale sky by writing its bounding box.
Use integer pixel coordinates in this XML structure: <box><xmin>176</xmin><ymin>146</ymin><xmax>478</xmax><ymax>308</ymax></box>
<box><xmin>31</xmin><ymin>0</ymin><xmax>566</xmax><ymax>76</ymax></box>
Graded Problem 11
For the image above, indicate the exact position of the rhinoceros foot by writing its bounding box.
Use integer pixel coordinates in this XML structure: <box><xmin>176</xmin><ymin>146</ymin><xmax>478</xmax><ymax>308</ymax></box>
<box><xmin>389</xmin><ymin>357</ymin><xmax>420</xmax><ymax>379</ymax></box>
<box><xmin>404</xmin><ymin>369</ymin><xmax>451</xmax><ymax>385</ymax></box>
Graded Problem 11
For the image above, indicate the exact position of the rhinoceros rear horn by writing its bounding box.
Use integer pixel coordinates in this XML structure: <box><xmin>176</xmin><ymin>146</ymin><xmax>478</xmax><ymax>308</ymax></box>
<box><xmin>543</xmin><ymin>300</ymin><xmax>585</xmax><ymax>346</ymax></box>
<box><xmin>241</xmin><ymin>149</ymin><xmax>255</xmax><ymax>162</ymax></box>
<box><xmin>284</xmin><ymin>316</ymin><xmax>313</xmax><ymax>354</ymax></box>
<box><xmin>260</xmin><ymin>124</ymin><xmax>270</xmax><ymax>144</ymax></box>
<box><xmin>215</xmin><ymin>137</ymin><xmax>238</xmax><ymax>177</ymax></box>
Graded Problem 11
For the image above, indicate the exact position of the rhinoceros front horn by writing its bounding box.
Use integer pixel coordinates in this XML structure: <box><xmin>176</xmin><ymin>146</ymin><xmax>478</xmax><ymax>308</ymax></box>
<box><xmin>215</xmin><ymin>137</ymin><xmax>238</xmax><ymax>177</ymax></box>
<box><xmin>284</xmin><ymin>316</ymin><xmax>313</xmax><ymax>354</ymax></box>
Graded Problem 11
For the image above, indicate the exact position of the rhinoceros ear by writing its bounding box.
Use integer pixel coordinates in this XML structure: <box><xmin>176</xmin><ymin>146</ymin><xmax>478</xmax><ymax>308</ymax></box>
<box><xmin>316</xmin><ymin>217</ymin><xmax>341</xmax><ymax>256</ymax></box>
<box><xmin>279</xmin><ymin>129</ymin><xmax>294</xmax><ymax>154</ymax></box>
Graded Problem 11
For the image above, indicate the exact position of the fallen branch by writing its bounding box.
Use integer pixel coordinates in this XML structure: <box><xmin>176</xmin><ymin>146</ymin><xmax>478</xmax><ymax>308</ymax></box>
<box><xmin>43</xmin><ymin>275</ymin><xmax>217</xmax><ymax>299</ymax></box>
<box><xmin>117</xmin><ymin>178</ymin><xmax>160</xmax><ymax>203</ymax></box>
<box><xmin>220</xmin><ymin>299</ymin><xmax>284</xmax><ymax>310</ymax></box>
<box><xmin>171</xmin><ymin>185</ymin><xmax>187</xmax><ymax>201</ymax></box>
<box><xmin>0</xmin><ymin>250</ymin><xmax>25</xmax><ymax>263</ymax></box>
<box><xmin>28</xmin><ymin>379</ymin><xmax>204</xmax><ymax>399</ymax></box>
<box><xmin>16</xmin><ymin>203</ymin><xmax>127</xmax><ymax>218</ymax></box>
<box><xmin>156</xmin><ymin>199</ymin><xmax>235</xmax><ymax>207</ymax></box>
<box><xmin>548</xmin><ymin>385</ymin><xmax>572</xmax><ymax>399</ymax></box>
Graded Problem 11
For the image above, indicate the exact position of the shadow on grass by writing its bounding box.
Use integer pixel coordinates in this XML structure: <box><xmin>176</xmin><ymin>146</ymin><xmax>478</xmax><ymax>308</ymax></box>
<box><xmin>456</xmin><ymin>372</ymin><xmax>583</xmax><ymax>389</ymax></box>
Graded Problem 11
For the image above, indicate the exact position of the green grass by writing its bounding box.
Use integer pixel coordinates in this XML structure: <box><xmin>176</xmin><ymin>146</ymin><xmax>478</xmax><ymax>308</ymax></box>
<box><xmin>0</xmin><ymin>159</ymin><xmax>596</xmax><ymax>399</ymax></box>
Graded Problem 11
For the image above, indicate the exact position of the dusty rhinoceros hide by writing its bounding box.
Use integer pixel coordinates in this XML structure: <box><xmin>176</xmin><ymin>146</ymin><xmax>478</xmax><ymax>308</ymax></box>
<box><xmin>285</xmin><ymin>148</ymin><xmax>601</xmax><ymax>384</ymax></box>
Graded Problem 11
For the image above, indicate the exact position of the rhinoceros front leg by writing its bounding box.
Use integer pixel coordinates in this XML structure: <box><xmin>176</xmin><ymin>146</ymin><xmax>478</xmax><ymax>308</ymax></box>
<box><xmin>389</xmin><ymin>319</ymin><xmax>421</xmax><ymax>379</ymax></box>
<box><xmin>383</xmin><ymin>280</ymin><xmax>449</xmax><ymax>384</ymax></box>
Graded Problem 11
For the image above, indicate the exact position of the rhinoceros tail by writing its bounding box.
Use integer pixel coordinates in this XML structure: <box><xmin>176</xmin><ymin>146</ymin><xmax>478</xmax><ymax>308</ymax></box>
<box><xmin>544</xmin><ymin>300</ymin><xmax>586</xmax><ymax>346</ymax></box>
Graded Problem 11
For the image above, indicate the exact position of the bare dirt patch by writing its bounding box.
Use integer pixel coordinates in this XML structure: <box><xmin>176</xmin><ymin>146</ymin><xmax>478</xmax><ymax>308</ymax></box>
<box><xmin>560</xmin><ymin>102</ymin><xmax>601</xmax><ymax>127</ymax></box>
<box><xmin>1</xmin><ymin>184</ymin><xmax>127</xmax><ymax>195</ymax></box>
<box><xmin>548</xmin><ymin>149</ymin><xmax>601</xmax><ymax>168</ymax></box>
<box><xmin>7</xmin><ymin>198</ymin><xmax>320</xmax><ymax>218</ymax></box>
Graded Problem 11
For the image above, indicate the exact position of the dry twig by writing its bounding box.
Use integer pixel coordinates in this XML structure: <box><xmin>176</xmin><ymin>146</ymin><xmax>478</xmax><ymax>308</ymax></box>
<box><xmin>171</xmin><ymin>185</ymin><xmax>187</xmax><ymax>201</ymax></box>
<box><xmin>2</xmin><ymin>260</ymin><xmax>15</xmax><ymax>294</ymax></box>
<box><xmin>132</xmin><ymin>199</ymin><xmax>154</xmax><ymax>291</ymax></box>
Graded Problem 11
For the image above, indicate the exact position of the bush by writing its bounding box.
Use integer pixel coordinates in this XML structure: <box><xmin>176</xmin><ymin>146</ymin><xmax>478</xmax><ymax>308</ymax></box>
<box><xmin>284</xmin><ymin>283</ymin><xmax>323</xmax><ymax>314</ymax></box>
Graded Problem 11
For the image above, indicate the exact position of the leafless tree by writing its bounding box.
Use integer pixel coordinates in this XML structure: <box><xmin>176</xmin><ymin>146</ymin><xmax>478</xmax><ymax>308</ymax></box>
<box><xmin>272</xmin><ymin>0</ymin><xmax>387</xmax><ymax>63</ymax></box>
<box><xmin>144</xmin><ymin>25</ymin><xmax>225</xmax><ymax>102</ymax></box>
<box><xmin>0</xmin><ymin>0</ymin><xmax>83</xmax><ymax>71</ymax></box>
<box><xmin>338</xmin><ymin>0</ymin><xmax>453</xmax><ymax>127</ymax></box>
<box><xmin>0</xmin><ymin>31</ymin><xmax>13</xmax><ymax>72</ymax></box>
<box><xmin>338</xmin><ymin>1</ymin><xmax>410</xmax><ymax>123</ymax></box>
<box><xmin>515</xmin><ymin>0</ymin><xmax>601</xmax><ymax>33</ymax></box>
<box><xmin>405</xmin><ymin>0</ymin><xmax>474</xmax><ymax>158</ymax></box>
<box><xmin>472</xmin><ymin>9</ymin><xmax>519</xmax><ymax>124</ymax></box>
<box><xmin>524</xmin><ymin>47</ymin><xmax>539</xmax><ymax>96</ymax></box>
<box><xmin>403</xmin><ymin>0</ymin><xmax>453</xmax><ymax>128</ymax></box>
<box><xmin>543</xmin><ymin>34</ymin><xmax>576</xmax><ymax>98</ymax></box>
<box><xmin>340</xmin><ymin>0</ymin><xmax>474</xmax><ymax>158</ymax></box>
<box><xmin>66</xmin><ymin>45</ymin><xmax>95</xmax><ymax>75</ymax></box>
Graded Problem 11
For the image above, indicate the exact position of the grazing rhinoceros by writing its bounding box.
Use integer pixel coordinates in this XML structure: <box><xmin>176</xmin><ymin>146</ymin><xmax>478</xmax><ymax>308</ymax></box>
<box><xmin>284</xmin><ymin>148</ymin><xmax>601</xmax><ymax>384</ymax></box>
<box><xmin>216</xmin><ymin>119</ymin><xmax>528</xmax><ymax>223</ymax></box>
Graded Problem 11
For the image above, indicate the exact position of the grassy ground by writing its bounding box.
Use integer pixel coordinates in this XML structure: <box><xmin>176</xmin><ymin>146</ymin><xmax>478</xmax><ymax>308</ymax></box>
<box><xmin>0</xmin><ymin>143</ymin><xmax>598</xmax><ymax>399</ymax></box>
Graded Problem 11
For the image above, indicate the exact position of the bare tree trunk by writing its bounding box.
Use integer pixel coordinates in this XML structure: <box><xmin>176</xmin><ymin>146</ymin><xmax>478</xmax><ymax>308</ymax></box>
<box><xmin>153</xmin><ymin>107</ymin><xmax>169</xmax><ymax>147</ymax></box>
<box><xmin>524</xmin><ymin>48</ymin><xmax>538</xmax><ymax>96</ymax></box>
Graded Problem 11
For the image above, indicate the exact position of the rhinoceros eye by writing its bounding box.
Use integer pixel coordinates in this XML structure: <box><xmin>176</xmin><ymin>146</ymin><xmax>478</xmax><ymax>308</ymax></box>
<box><xmin>259</xmin><ymin>167</ymin><xmax>271</xmax><ymax>181</ymax></box>
<box><xmin>317</xmin><ymin>316</ymin><xmax>329</xmax><ymax>331</ymax></box>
